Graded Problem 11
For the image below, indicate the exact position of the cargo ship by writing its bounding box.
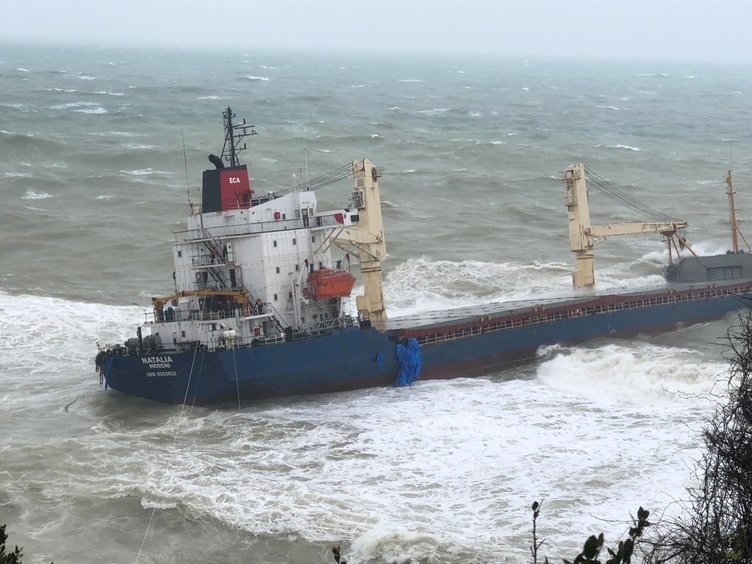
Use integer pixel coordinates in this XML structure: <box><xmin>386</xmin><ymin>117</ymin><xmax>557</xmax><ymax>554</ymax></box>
<box><xmin>96</xmin><ymin>108</ymin><xmax>752</xmax><ymax>404</ymax></box>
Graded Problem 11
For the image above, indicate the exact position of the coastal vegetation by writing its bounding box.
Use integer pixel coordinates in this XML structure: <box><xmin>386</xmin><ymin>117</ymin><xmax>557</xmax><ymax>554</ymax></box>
<box><xmin>640</xmin><ymin>309</ymin><xmax>752</xmax><ymax>563</ymax></box>
<box><xmin>0</xmin><ymin>524</ymin><xmax>23</xmax><ymax>564</ymax></box>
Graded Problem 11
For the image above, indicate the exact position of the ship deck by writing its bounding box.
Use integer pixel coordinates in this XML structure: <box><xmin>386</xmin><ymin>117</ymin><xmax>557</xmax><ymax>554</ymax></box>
<box><xmin>375</xmin><ymin>279</ymin><xmax>752</xmax><ymax>336</ymax></box>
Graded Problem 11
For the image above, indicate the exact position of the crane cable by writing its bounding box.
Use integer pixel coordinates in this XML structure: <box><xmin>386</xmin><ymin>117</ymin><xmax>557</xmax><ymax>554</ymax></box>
<box><xmin>583</xmin><ymin>165</ymin><xmax>680</xmax><ymax>223</ymax></box>
<box><xmin>308</xmin><ymin>162</ymin><xmax>353</xmax><ymax>190</ymax></box>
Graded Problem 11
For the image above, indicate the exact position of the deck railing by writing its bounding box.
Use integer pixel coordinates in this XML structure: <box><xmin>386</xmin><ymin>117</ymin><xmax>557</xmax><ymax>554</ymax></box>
<box><xmin>412</xmin><ymin>283</ymin><xmax>752</xmax><ymax>347</ymax></box>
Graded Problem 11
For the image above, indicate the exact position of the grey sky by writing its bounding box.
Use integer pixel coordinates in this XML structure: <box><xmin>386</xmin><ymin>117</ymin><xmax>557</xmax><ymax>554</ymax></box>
<box><xmin>2</xmin><ymin>0</ymin><xmax>751</xmax><ymax>63</ymax></box>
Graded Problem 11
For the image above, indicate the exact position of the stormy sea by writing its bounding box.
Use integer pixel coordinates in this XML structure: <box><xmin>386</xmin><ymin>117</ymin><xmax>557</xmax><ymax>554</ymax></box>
<box><xmin>2</xmin><ymin>43</ymin><xmax>752</xmax><ymax>562</ymax></box>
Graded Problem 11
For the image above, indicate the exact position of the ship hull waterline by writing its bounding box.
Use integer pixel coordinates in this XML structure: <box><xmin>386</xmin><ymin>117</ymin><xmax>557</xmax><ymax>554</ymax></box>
<box><xmin>103</xmin><ymin>287</ymin><xmax>752</xmax><ymax>404</ymax></box>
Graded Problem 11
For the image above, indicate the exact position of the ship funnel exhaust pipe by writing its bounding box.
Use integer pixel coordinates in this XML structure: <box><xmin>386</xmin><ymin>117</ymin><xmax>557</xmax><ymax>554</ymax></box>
<box><xmin>208</xmin><ymin>154</ymin><xmax>224</xmax><ymax>169</ymax></box>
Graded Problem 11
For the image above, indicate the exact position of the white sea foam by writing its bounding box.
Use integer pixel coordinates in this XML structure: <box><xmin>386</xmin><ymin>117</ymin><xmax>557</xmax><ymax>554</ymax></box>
<box><xmin>74</xmin><ymin>106</ymin><xmax>108</xmax><ymax>114</ymax></box>
<box><xmin>417</xmin><ymin>107</ymin><xmax>450</xmax><ymax>116</ymax></box>
<box><xmin>679</xmin><ymin>239</ymin><xmax>733</xmax><ymax>257</ymax></box>
<box><xmin>246</xmin><ymin>75</ymin><xmax>270</xmax><ymax>81</ymax></box>
<box><xmin>1</xmin><ymin>103</ymin><xmax>34</xmax><ymax>112</ymax></box>
<box><xmin>380</xmin><ymin>255</ymin><xmax>682</xmax><ymax>321</ymax></box>
<box><xmin>382</xmin><ymin>257</ymin><xmax>575</xmax><ymax>317</ymax></box>
<box><xmin>49</xmin><ymin>101</ymin><xmax>104</xmax><ymax>112</ymax></box>
<box><xmin>537</xmin><ymin>343</ymin><xmax>724</xmax><ymax>406</ymax></box>
<box><xmin>0</xmin><ymin>291</ymin><xmax>140</xmax><ymax>401</ymax></box>
<box><xmin>119</xmin><ymin>168</ymin><xmax>175</xmax><ymax>177</ymax></box>
<box><xmin>92</xmin><ymin>90</ymin><xmax>124</xmax><ymax>96</ymax></box>
<box><xmin>94</xmin><ymin>359</ymin><xmax>717</xmax><ymax>563</ymax></box>
<box><xmin>606</xmin><ymin>144</ymin><xmax>641</xmax><ymax>151</ymax></box>
<box><xmin>22</xmin><ymin>189</ymin><xmax>51</xmax><ymax>199</ymax></box>
<box><xmin>103</xmin><ymin>131</ymin><xmax>142</xmax><ymax>137</ymax></box>
<box><xmin>123</xmin><ymin>143</ymin><xmax>158</xmax><ymax>150</ymax></box>
<box><xmin>399</xmin><ymin>79</ymin><xmax>426</xmax><ymax>83</ymax></box>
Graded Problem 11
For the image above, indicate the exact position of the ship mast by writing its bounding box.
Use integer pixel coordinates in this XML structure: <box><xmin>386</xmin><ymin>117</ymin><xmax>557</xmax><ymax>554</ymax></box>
<box><xmin>221</xmin><ymin>106</ymin><xmax>257</xmax><ymax>167</ymax></box>
<box><xmin>726</xmin><ymin>169</ymin><xmax>740</xmax><ymax>253</ymax></box>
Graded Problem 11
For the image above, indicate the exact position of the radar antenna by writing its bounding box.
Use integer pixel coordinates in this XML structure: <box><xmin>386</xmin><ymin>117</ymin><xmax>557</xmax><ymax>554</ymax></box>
<box><xmin>221</xmin><ymin>106</ymin><xmax>257</xmax><ymax>167</ymax></box>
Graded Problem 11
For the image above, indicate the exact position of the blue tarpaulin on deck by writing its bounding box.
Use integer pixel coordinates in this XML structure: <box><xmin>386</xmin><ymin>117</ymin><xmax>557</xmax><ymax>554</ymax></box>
<box><xmin>394</xmin><ymin>338</ymin><xmax>422</xmax><ymax>386</ymax></box>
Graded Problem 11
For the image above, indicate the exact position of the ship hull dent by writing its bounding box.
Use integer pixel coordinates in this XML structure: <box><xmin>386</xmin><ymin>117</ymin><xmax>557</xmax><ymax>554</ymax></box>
<box><xmin>104</xmin><ymin>292</ymin><xmax>751</xmax><ymax>404</ymax></box>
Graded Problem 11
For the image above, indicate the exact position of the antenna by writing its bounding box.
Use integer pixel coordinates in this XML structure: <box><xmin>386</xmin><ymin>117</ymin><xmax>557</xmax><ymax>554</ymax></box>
<box><xmin>729</xmin><ymin>139</ymin><xmax>735</xmax><ymax>171</ymax></box>
<box><xmin>181</xmin><ymin>126</ymin><xmax>191</xmax><ymax>206</ymax></box>
<box><xmin>304</xmin><ymin>148</ymin><xmax>310</xmax><ymax>190</ymax></box>
<box><xmin>220</xmin><ymin>106</ymin><xmax>257</xmax><ymax>167</ymax></box>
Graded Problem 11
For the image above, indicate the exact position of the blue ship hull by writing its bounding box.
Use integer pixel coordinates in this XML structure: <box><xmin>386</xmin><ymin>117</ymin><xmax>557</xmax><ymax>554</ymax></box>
<box><xmin>103</xmin><ymin>283</ymin><xmax>752</xmax><ymax>403</ymax></box>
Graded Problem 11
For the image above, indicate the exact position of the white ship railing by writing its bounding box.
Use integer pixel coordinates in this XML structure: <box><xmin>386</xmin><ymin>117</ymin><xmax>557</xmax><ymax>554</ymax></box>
<box><xmin>175</xmin><ymin>211</ymin><xmax>352</xmax><ymax>242</ymax></box>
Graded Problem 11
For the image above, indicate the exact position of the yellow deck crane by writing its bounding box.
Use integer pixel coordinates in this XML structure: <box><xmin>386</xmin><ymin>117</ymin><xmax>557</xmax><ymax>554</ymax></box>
<box><xmin>564</xmin><ymin>163</ymin><xmax>693</xmax><ymax>288</ymax></box>
<box><xmin>332</xmin><ymin>159</ymin><xmax>388</xmax><ymax>322</ymax></box>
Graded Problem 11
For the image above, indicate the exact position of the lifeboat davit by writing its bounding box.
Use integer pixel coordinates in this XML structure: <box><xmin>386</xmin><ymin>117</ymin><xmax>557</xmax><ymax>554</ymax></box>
<box><xmin>303</xmin><ymin>268</ymin><xmax>356</xmax><ymax>300</ymax></box>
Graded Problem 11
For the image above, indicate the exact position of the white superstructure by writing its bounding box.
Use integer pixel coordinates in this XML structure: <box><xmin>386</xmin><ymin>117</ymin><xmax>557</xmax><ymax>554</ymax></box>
<box><xmin>136</xmin><ymin>107</ymin><xmax>386</xmax><ymax>354</ymax></box>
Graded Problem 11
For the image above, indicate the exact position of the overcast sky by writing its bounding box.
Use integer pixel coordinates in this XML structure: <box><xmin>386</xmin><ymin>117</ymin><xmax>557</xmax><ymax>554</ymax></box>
<box><xmin>2</xmin><ymin>0</ymin><xmax>750</xmax><ymax>63</ymax></box>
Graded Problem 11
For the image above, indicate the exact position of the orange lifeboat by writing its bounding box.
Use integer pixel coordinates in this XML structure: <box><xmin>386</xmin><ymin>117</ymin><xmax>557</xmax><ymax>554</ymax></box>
<box><xmin>303</xmin><ymin>268</ymin><xmax>356</xmax><ymax>300</ymax></box>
